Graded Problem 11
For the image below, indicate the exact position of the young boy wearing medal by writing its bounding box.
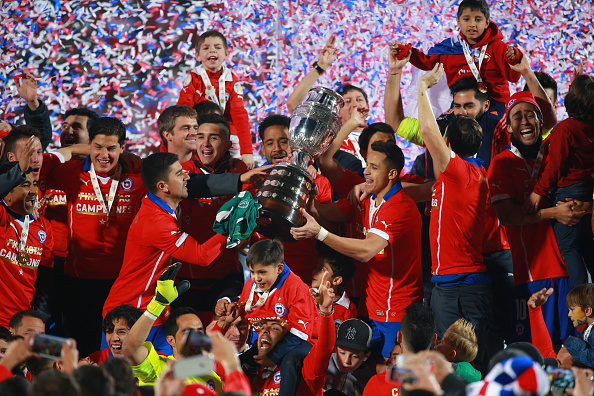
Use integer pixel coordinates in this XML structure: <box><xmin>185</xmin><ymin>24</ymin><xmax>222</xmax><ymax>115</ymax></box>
<box><xmin>177</xmin><ymin>30</ymin><xmax>255</xmax><ymax>169</ymax></box>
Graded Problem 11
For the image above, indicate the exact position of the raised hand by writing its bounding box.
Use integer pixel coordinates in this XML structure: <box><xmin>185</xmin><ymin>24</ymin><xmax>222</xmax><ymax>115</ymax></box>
<box><xmin>318</xmin><ymin>35</ymin><xmax>338</xmax><ymax>70</ymax></box>
<box><xmin>527</xmin><ymin>288</ymin><xmax>554</xmax><ymax>309</ymax></box>
<box><xmin>388</xmin><ymin>42</ymin><xmax>411</xmax><ymax>74</ymax></box>
<box><xmin>418</xmin><ymin>63</ymin><xmax>444</xmax><ymax>91</ymax></box>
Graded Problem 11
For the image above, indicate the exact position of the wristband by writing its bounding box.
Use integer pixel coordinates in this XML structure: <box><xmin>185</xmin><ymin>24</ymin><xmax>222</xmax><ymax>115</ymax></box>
<box><xmin>146</xmin><ymin>299</ymin><xmax>166</xmax><ymax>318</ymax></box>
<box><xmin>319</xmin><ymin>307</ymin><xmax>334</xmax><ymax>317</ymax></box>
<box><xmin>316</xmin><ymin>227</ymin><xmax>329</xmax><ymax>241</ymax></box>
<box><xmin>312</xmin><ymin>61</ymin><xmax>325</xmax><ymax>75</ymax></box>
<box><xmin>144</xmin><ymin>310</ymin><xmax>158</xmax><ymax>321</ymax></box>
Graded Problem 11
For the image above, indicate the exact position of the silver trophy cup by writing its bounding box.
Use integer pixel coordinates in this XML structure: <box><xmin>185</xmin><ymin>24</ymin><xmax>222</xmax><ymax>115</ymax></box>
<box><xmin>257</xmin><ymin>87</ymin><xmax>344</xmax><ymax>240</ymax></box>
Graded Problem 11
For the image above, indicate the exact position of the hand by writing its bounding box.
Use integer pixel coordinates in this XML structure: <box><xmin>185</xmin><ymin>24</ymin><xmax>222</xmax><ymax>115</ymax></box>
<box><xmin>215</xmin><ymin>299</ymin><xmax>231</xmax><ymax>318</ymax></box>
<box><xmin>506</xmin><ymin>46</ymin><xmax>517</xmax><ymax>60</ymax></box>
<box><xmin>416</xmin><ymin>350</ymin><xmax>453</xmax><ymax>385</ymax></box>
<box><xmin>0</xmin><ymin>121</ymin><xmax>12</xmax><ymax>133</ymax></box>
<box><xmin>0</xmin><ymin>336</ymin><xmax>36</xmax><ymax>371</ymax></box>
<box><xmin>290</xmin><ymin>210</ymin><xmax>321</xmax><ymax>240</ymax></box>
<box><xmin>554</xmin><ymin>201</ymin><xmax>586</xmax><ymax>226</ymax></box>
<box><xmin>564</xmin><ymin>198</ymin><xmax>592</xmax><ymax>214</ymax></box>
<box><xmin>347</xmin><ymin>182</ymin><xmax>368</xmax><ymax>206</ymax></box>
<box><xmin>345</xmin><ymin>107</ymin><xmax>368</xmax><ymax>130</ymax></box>
<box><xmin>567</xmin><ymin>368</ymin><xmax>594</xmax><ymax>396</ymax></box>
<box><xmin>307</xmin><ymin>165</ymin><xmax>318</xmax><ymax>181</ymax></box>
<box><xmin>401</xmin><ymin>354</ymin><xmax>443</xmax><ymax>395</ymax></box>
<box><xmin>155</xmin><ymin>360</ymin><xmax>185</xmax><ymax>396</ymax></box>
<box><xmin>254</xmin><ymin>354</ymin><xmax>276</xmax><ymax>368</ymax></box>
<box><xmin>571</xmin><ymin>61</ymin><xmax>584</xmax><ymax>84</ymax></box>
<box><xmin>15</xmin><ymin>69</ymin><xmax>40</xmax><ymax>110</ymax></box>
<box><xmin>59</xmin><ymin>338</ymin><xmax>78</xmax><ymax>375</ymax></box>
<box><xmin>241</xmin><ymin>153</ymin><xmax>255</xmax><ymax>170</ymax></box>
<box><xmin>418</xmin><ymin>63</ymin><xmax>444</xmax><ymax>91</ymax></box>
<box><xmin>528</xmin><ymin>288</ymin><xmax>554</xmax><ymax>309</ymax></box>
<box><xmin>18</xmin><ymin>136</ymin><xmax>36</xmax><ymax>174</ymax></box>
<box><xmin>388</xmin><ymin>42</ymin><xmax>411</xmax><ymax>74</ymax></box>
<box><xmin>240</xmin><ymin>164</ymin><xmax>274</xmax><ymax>185</ymax></box>
<box><xmin>523</xmin><ymin>191</ymin><xmax>544</xmax><ymax>214</ymax></box>
<box><xmin>318</xmin><ymin>35</ymin><xmax>338</xmax><ymax>70</ymax></box>
<box><xmin>311</xmin><ymin>271</ymin><xmax>336</xmax><ymax>312</ymax></box>
<box><xmin>146</xmin><ymin>262</ymin><xmax>190</xmax><ymax>318</ymax></box>
<box><xmin>211</xmin><ymin>331</ymin><xmax>241</xmax><ymax>372</ymax></box>
<box><xmin>508</xmin><ymin>48</ymin><xmax>530</xmax><ymax>74</ymax></box>
<box><xmin>218</xmin><ymin>303</ymin><xmax>241</xmax><ymax>328</ymax></box>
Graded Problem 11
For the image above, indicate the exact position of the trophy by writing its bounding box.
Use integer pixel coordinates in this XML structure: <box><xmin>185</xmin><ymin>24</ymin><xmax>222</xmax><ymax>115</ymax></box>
<box><xmin>256</xmin><ymin>87</ymin><xmax>344</xmax><ymax>240</ymax></box>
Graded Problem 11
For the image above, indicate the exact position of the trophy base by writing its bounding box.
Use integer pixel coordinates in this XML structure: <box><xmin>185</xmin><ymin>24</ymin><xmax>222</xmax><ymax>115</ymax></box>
<box><xmin>257</xmin><ymin>204</ymin><xmax>303</xmax><ymax>242</ymax></box>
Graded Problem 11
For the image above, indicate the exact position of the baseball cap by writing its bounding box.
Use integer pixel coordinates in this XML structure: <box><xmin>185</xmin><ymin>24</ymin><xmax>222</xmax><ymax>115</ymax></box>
<box><xmin>335</xmin><ymin>319</ymin><xmax>372</xmax><ymax>352</ymax></box>
<box><xmin>506</xmin><ymin>91</ymin><xmax>543</xmax><ymax>122</ymax></box>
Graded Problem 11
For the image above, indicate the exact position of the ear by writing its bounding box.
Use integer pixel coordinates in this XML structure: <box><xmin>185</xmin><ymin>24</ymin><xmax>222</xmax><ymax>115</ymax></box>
<box><xmin>163</xmin><ymin>131</ymin><xmax>173</xmax><ymax>143</ymax></box>
<box><xmin>444</xmin><ymin>136</ymin><xmax>451</xmax><ymax>149</ymax></box>
<box><xmin>363</xmin><ymin>351</ymin><xmax>371</xmax><ymax>362</ymax></box>
<box><xmin>360</xmin><ymin>149</ymin><xmax>368</xmax><ymax>160</ymax></box>
<box><xmin>156</xmin><ymin>180</ymin><xmax>168</xmax><ymax>193</ymax></box>
<box><xmin>396</xmin><ymin>331</ymin><xmax>402</xmax><ymax>345</ymax></box>
<box><xmin>388</xmin><ymin>168</ymin><xmax>398</xmax><ymax>181</ymax></box>
<box><xmin>332</xmin><ymin>275</ymin><xmax>343</xmax><ymax>287</ymax></box>
<box><xmin>507</xmin><ymin>123</ymin><xmax>514</xmax><ymax>135</ymax></box>
<box><xmin>586</xmin><ymin>306</ymin><xmax>593</xmax><ymax>317</ymax></box>
<box><xmin>224</xmin><ymin>139</ymin><xmax>233</xmax><ymax>152</ymax></box>
<box><xmin>6</xmin><ymin>152</ymin><xmax>16</xmax><ymax>162</ymax></box>
<box><xmin>432</xmin><ymin>333</ymin><xmax>438</xmax><ymax>345</ymax></box>
<box><xmin>483</xmin><ymin>99</ymin><xmax>490</xmax><ymax>112</ymax></box>
<box><xmin>166</xmin><ymin>335</ymin><xmax>176</xmax><ymax>348</ymax></box>
<box><xmin>277</xmin><ymin>263</ymin><xmax>284</xmax><ymax>274</ymax></box>
<box><xmin>450</xmin><ymin>349</ymin><xmax>457</xmax><ymax>361</ymax></box>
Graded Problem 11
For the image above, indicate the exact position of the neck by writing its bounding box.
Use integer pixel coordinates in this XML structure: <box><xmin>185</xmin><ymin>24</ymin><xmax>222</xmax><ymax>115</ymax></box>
<box><xmin>374</xmin><ymin>182</ymin><xmax>394</xmax><ymax>205</ymax></box>
<box><xmin>205</xmin><ymin>65</ymin><xmax>223</xmax><ymax>74</ymax></box>
<box><xmin>168</xmin><ymin>146</ymin><xmax>193</xmax><ymax>164</ymax></box>
<box><xmin>156</xmin><ymin>193</ymin><xmax>180</xmax><ymax>212</ymax></box>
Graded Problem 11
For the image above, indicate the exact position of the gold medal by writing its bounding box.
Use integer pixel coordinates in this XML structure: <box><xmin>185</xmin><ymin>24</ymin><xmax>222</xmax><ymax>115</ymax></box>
<box><xmin>16</xmin><ymin>251</ymin><xmax>30</xmax><ymax>265</ymax></box>
<box><xmin>478</xmin><ymin>81</ymin><xmax>488</xmax><ymax>94</ymax></box>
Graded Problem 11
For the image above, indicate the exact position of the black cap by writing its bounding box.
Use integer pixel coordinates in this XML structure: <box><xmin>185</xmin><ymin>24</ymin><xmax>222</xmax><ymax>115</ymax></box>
<box><xmin>335</xmin><ymin>319</ymin><xmax>372</xmax><ymax>352</ymax></box>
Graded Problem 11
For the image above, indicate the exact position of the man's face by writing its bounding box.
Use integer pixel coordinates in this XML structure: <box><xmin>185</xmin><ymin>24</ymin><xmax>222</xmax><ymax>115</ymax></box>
<box><xmin>105</xmin><ymin>317</ymin><xmax>131</xmax><ymax>357</ymax></box>
<box><xmin>557</xmin><ymin>347</ymin><xmax>574</xmax><ymax>369</ymax></box>
<box><xmin>335</xmin><ymin>346</ymin><xmax>369</xmax><ymax>373</ymax></box>
<box><xmin>363</xmin><ymin>150</ymin><xmax>393</xmax><ymax>195</ymax></box>
<box><xmin>262</xmin><ymin>125</ymin><xmax>290</xmax><ymax>165</ymax></box>
<box><xmin>6</xmin><ymin>173</ymin><xmax>38</xmax><ymax>215</ymax></box>
<box><xmin>506</xmin><ymin>103</ymin><xmax>542</xmax><ymax>146</ymax></box>
<box><xmin>11</xmin><ymin>137</ymin><xmax>43</xmax><ymax>178</ymax></box>
<box><xmin>339</xmin><ymin>90</ymin><xmax>369</xmax><ymax>125</ymax></box>
<box><xmin>197</xmin><ymin>36</ymin><xmax>228</xmax><ymax>73</ymax></box>
<box><xmin>171</xmin><ymin>314</ymin><xmax>204</xmax><ymax>354</ymax></box>
<box><xmin>457</xmin><ymin>8</ymin><xmax>489</xmax><ymax>45</ymax></box>
<box><xmin>452</xmin><ymin>90</ymin><xmax>488</xmax><ymax>120</ymax></box>
<box><xmin>89</xmin><ymin>134</ymin><xmax>124</xmax><ymax>174</ymax></box>
<box><xmin>387</xmin><ymin>344</ymin><xmax>402</xmax><ymax>366</ymax></box>
<box><xmin>0</xmin><ymin>339</ymin><xmax>8</xmax><ymax>355</ymax></box>
<box><xmin>164</xmin><ymin>161</ymin><xmax>190</xmax><ymax>200</ymax></box>
<box><xmin>311</xmin><ymin>262</ymin><xmax>337</xmax><ymax>289</ymax></box>
<box><xmin>61</xmin><ymin>115</ymin><xmax>90</xmax><ymax>146</ymax></box>
<box><xmin>544</xmin><ymin>88</ymin><xmax>557</xmax><ymax>106</ymax></box>
<box><xmin>249</xmin><ymin>262</ymin><xmax>283</xmax><ymax>292</ymax></box>
<box><xmin>196</xmin><ymin>123</ymin><xmax>231</xmax><ymax>167</ymax></box>
<box><xmin>225</xmin><ymin>317</ymin><xmax>250</xmax><ymax>351</ymax></box>
<box><xmin>163</xmin><ymin>116</ymin><xmax>198</xmax><ymax>155</ymax></box>
<box><xmin>11</xmin><ymin>315</ymin><xmax>45</xmax><ymax>338</ymax></box>
<box><xmin>257</xmin><ymin>321</ymin><xmax>287</xmax><ymax>357</ymax></box>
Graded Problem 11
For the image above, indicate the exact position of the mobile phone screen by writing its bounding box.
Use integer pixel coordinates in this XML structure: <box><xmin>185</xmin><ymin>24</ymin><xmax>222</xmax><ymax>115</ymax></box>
<box><xmin>545</xmin><ymin>366</ymin><xmax>575</xmax><ymax>389</ymax></box>
<box><xmin>31</xmin><ymin>334</ymin><xmax>70</xmax><ymax>360</ymax></box>
<box><xmin>173</xmin><ymin>355</ymin><xmax>215</xmax><ymax>379</ymax></box>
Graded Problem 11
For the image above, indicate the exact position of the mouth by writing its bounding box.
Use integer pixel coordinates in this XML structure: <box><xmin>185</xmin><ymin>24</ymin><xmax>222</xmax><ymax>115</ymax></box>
<box><xmin>31</xmin><ymin>167</ymin><xmax>40</xmax><ymax>175</ymax></box>
<box><xmin>25</xmin><ymin>197</ymin><xmax>36</xmax><ymax>210</ymax></box>
<box><xmin>96</xmin><ymin>159</ymin><xmax>111</xmax><ymax>167</ymax></box>
<box><xmin>110</xmin><ymin>344</ymin><xmax>122</xmax><ymax>354</ymax></box>
<box><xmin>207</xmin><ymin>56</ymin><xmax>218</xmax><ymax>62</ymax></box>
<box><xmin>257</xmin><ymin>282</ymin><xmax>266</xmax><ymax>290</ymax></box>
<box><xmin>259</xmin><ymin>338</ymin><xmax>271</xmax><ymax>352</ymax></box>
<box><xmin>519</xmin><ymin>127</ymin><xmax>536</xmax><ymax>140</ymax></box>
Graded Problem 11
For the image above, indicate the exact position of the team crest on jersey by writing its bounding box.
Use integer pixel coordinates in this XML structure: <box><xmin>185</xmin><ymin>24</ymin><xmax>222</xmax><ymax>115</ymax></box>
<box><xmin>238</xmin><ymin>199</ymin><xmax>249</xmax><ymax>209</ymax></box>
<box><xmin>206</xmin><ymin>379</ymin><xmax>215</xmax><ymax>390</ymax></box>
<box><xmin>233</xmin><ymin>82</ymin><xmax>243</xmax><ymax>95</ymax></box>
<box><xmin>38</xmin><ymin>230</ymin><xmax>47</xmax><ymax>243</ymax></box>
<box><xmin>274</xmin><ymin>303</ymin><xmax>286</xmax><ymax>317</ymax></box>
<box><xmin>334</xmin><ymin>319</ymin><xmax>343</xmax><ymax>331</ymax></box>
<box><xmin>507</xmin><ymin>99</ymin><xmax>517</xmax><ymax>109</ymax></box>
<box><xmin>273</xmin><ymin>371</ymin><xmax>282</xmax><ymax>384</ymax></box>
<box><xmin>183</xmin><ymin>74</ymin><xmax>192</xmax><ymax>87</ymax></box>
<box><xmin>120</xmin><ymin>178</ymin><xmax>133</xmax><ymax>191</ymax></box>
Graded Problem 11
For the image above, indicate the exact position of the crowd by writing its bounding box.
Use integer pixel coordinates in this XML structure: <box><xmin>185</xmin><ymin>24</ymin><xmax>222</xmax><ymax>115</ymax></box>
<box><xmin>0</xmin><ymin>0</ymin><xmax>593</xmax><ymax>395</ymax></box>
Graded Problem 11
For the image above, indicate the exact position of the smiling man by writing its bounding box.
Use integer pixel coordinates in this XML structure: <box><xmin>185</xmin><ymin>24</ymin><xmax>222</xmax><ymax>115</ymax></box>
<box><xmin>158</xmin><ymin>105</ymin><xmax>199</xmax><ymax>167</ymax></box>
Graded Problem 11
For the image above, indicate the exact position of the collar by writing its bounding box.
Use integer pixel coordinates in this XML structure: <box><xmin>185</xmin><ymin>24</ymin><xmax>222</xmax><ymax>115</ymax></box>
<box><xmin>371</xmin><ymin>180</ymin><xmax>403</xmax><ymax>202</ymax></box>
<box><xmin>509</xmin><ymin>135</ymin><xmax>543</xmax><ymax>159</ymax></box>
<box><xmin>1</xmin><ymin>201</ymin><xmax>35</xmax><ymax>222</ymax></box>
<box><xmin>192</xmin><ymin>152</ymin><xmax>231</xmax><ymax>174</ymax></box>
<box><xmin>461</xmin><ymin>156</ymin><xmax>485</xmax><ymax>169</ymax></box>
<box><xmin>335</xmin><ymin>291</ymin><xmax>351</xmax><ymax>309</ymax></box>
<box><xmin>146</xmin><ymin>191</ymin><xmax>175</xmax><ymax>215</ymax></box>
<box><xmin>200</xmin><ymin>65</ymin><xmax>233</xmax><ymax>82</ymax></box>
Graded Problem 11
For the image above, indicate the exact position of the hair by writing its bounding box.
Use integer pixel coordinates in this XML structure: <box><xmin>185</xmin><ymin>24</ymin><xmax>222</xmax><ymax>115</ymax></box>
<box><xmin>258</xmin><ymin>114</ymin><xmax>291</xmax><ymax>142</ymax></box>
<box><xmin>457</xmin><ymin>0</ymin><xmax>490</xmax><ymax>20</ymax></box>
<box><xmin>0</xmin><ymin>376</ymin><xmax>32</xmax><ymax>396</ymax></box>
<box><xmin>566</xmin><ymin>284</ymin><xmax>594</xmax><ymax>311</ymax></box>
<box><xmin>444</xmin><ymin>115</ymin><xmax>483</xmax><ymax>157</ymax></box>
<box><xmin>246</xmin><ymin>239</ymin><xmax>284</xmax><ymax>268</ymax></box>
<box><xmin>63</xmin><ymin>107</ymin><xmax>99</xmax><ymax>130</ymax></box>
<box><xmin>400</xmin><ymin>303</ymin><xmax>435</xmax><ymax>353</ymax></box>
<box><xmin>8</xmin><ymin>309</ymin><xmax>43</xmax><ymax>331</ymax></box>
<box><xmin>25</xmin><ymin>356</ymin><xmax>54</xmax><ymax>377</ymax></box>
<box><xmin>338</xmin><ymin>84</ymin><xmax>369</xmax><ymax>105</ymax></box>
<box><xmin>73</xmin><ymin>365</ymin><xmax>115</xmax><ymax>396</ymax></box>
<box><xmin>164</xmin><ymin>307</ymin><xmax>201</xmax><ymax>337</ymax></box>
<box><xmin>89</xmin><ymin>117</ymin><xmax>127</xmax><ymax>145</ymax></box>
<box><xmin>194</xmin><ymin>100</ymin><xmax>223</xmax><ymax>116</ymax></box>
<box><xmin>4</xmin><ymin>125</ymin><xmax>41</xmax><ymax>155</ymax></box>
<box><xmin>197</xmin><ymin>113</ymin><xmax>231</xmax><ymax>140</ymax></box>
<box><xmin>0</xmin><ymin>325</ymin><xmax>11</xmax><ymax>342</ymax></box>
<box><xmin>141</xmin><ymin>152</ymin><xmax>179</xmax><ymax>194</ymax></box>
<box><xmin>358</xmin><ymin>122</ymin><xmax>395</xmax><ymax>153</ymax></box>
<box><xmin>196</xmin><ymin>30</ymin><xmax>228</xmax><ymax>51</ymax></box>
<box><xmin>369</xmin><ymin>140</ymin><xmax>405</xmax><ymax>174</ymax></box>
<box><xmin>565</xmin><ymin>74</ymin><xmax>594</xmax><ymax>122</ymax></box>
<box><xmin>523</xmin><ymin>72</ymin><xmax>558</xmax><ymax>103</ymax></box>
<box><xmin>32</xmin><ymin>371</ymin><xmax>80</xmax><ymax>396</ymax></box>
<box><xmin>443</xmin><ymin>319</ymin><xmax>478</xmax><ymax>362</ymax></box>
<box><xmin>103</xmin><ymin>305</ymin><xmax>143</xmax><ymax>335</ymax></box>
<box><xmin>315</xmin><ymin>242</ymin><xmax>356</xmax><ymax>290</ymax></box>
<box><xmin>102</xmin><ymin>357</ymin><xmax>137</xmax><ymax>396</ymax></box>
<box><xmin>157</xmin><ymin>105</ymin><xmax>197</xmax><ymax>146</ymax></box>
<box><xmin>449</xmin><ymin>77</ymin><xmax>489</xmax><ymax>102</ymax></box>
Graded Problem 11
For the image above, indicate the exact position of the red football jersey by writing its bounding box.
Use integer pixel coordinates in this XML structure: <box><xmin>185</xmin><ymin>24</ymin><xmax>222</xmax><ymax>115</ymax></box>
<box><xmin>103</xmin><ymin>194</ymin><xmax>227</xmax><ymax>325</ymax></box>
<box><xmin>0</xmin><ymin>206</ymin><xmax>54</xmax><ymax>327</ymax></box>
<box><xmin>430</xmin><ymin>153</ymin><xmax>487</xmax><ymax>276</ymax></box>
<box><xmin>338</xmin><ymin>183</ymin><xmax>423</xmax><ymax>322</ymax></box>
<box><xmin>488</xmin><ymin>149</ymin><xmax>568</xmax><ymax>285</ymax></box>
<box><xmin>41</xmin><ymin>190</ymin><xmax>68</xmax><ymax>258</ymax></box>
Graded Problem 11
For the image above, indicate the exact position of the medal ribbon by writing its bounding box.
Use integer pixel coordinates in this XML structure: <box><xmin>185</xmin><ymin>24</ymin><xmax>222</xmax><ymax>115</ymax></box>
<box><xmin>89</xmin><ymin>163</ymin><xmax>122</xmax><ymax>219</ymax></box>
<box><xmin>461</xmin><ymin>40</ymin><xmax>488</xmax><ymax>87</ymax></box>
<box><xmin>510</xmin><ymin>142</ymin><xmax>547</xmax><ymax>181</ymax></box>
<box><xmin>245</xmin><ymin>282</ymin><xmax>272</xmax><ymax>312</ymax></box>
<box><xmin>197</xmin><ymin>65</ymin><xmax>231</xmax><ymax>112</ymax></box>
<box><xmin>18</xmin><ymin>215</ymin><xmax>30</xmax><ymax>254</ymax></box>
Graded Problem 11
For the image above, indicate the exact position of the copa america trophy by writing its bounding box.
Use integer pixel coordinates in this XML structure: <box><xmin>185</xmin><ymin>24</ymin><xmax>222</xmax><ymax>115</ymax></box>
<box><xmin>256</xmin><ymin>87</ymin><xmax>344</xmax><ymax>241</ymax></box>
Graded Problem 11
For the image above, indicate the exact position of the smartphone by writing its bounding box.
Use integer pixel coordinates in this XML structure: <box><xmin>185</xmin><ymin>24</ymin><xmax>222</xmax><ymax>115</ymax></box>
<box><xmin>180</xmin><ymin>330</ymin><xmax>212</xmax><ymax>357</ymax></box>
<box><xmin>31</xmin><ymin>334</ymin><xmax>70</xmax><ymax>360</ymax></box>
<box><xmin>387</xmin><ymin>366</ymin><xmax>418</xmax><ymax>384</ymax></box>
<box><xmin>545</xmin><ymin>366</ymin><xmax>575</xmax><ymax>389</ymax></box>
<box><xmin>173</xmin><ymin>354</ymin><xmax>215</xmax><ymax>379</ymax></box>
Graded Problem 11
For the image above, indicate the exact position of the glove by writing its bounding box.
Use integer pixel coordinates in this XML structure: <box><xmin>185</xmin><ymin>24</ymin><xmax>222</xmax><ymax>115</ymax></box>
<box><xmin>146</xmin><ymin>262</ymin><xmax>190</xmax><ymax>319</ymax></box>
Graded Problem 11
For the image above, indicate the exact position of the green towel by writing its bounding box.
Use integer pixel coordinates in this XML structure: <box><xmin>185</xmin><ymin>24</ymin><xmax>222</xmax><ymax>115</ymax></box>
<box><xmin>454</xmin><ymin>361</ymin><xmax>482</xmax><ymax>384</ymax></box>
<box><xmin>213</xmin><ymin>191</ymin><xmax>261</xmax><ymax>248</ymax></box>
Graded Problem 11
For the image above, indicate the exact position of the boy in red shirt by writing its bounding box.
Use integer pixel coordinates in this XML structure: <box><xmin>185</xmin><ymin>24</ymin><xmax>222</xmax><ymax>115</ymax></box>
<box><xmin>177</xmin><ymin>30</ymin><xmax>254</xmax><ymax>169</ymax></box>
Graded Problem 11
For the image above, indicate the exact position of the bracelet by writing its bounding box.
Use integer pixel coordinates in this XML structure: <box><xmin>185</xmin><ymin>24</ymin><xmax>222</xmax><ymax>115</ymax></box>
<box><xmin>319</xmin><ymin>307</ymin><xmax>334</xmax><ymax>317</ymax></box>
<box><xmin>316</xmin><ymin>227</ymin><xmax>329</xmax><ymax>241</ymax></box>
<box><xmin>312</xmin><ymin>61</ymin><xmax>325</xmax><ymax>75</ymax></box>
<box><xmin>388</xmin><ymin>71</ymin><xmax>401</xmax><ymax>75</ymax></box>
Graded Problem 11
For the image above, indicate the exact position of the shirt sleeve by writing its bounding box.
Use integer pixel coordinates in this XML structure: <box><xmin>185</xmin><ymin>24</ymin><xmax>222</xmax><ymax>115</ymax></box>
<box><xmin>314</xmin><ymin>174</ymin><xmax>333</xmax><ymax>204</ymax></box>
<box><xmin>369</xmin><ymin>196</ymin><xmax>413</xmax><ymax>243</ymax></box>
<box><xmin>301</xmin><ymin>314</ymin><xmax>336</xmax><ymax>394</ymax></box>
<box><xmin>336</xmin><ymin>198</ymin><xmax>356</xmax><ymax>222</ymax></box>
<box><xmin>132</xmin><ymin>342</ymin><xmax>167</xmax><ymax>384</ymax></box>
<box><xmin>227</xmin><ymin>77</ymin><xmax>253</xmax><ymax>155</ymax></box>
<box><xmin>24</xmin><ymin>100</ymin><xmax>53</xmax><ymax>151</ymax></box>
<box><xmin>39</xmin><ymin>219</ymin><xmax>54</xmax><ymax>268</ymax></box>
<box><xmin>222</xmin><ymin>369</ymin><xmax>252</xmax><ymax>394</ymax></box>
<box><xmin>528</xmin><ymin>306</ymin><xmax>557</xmax><ymax>359</ymax></box>
<box><xmin>333</xmin><ymin>169</ymin><xmax>365</xmax><ymax>199</ymax></box>
<box><xmin>409</xmin><ymin>47</ymin><xmax>440</xmax><ymax>71</ymax></box>
<box><xmin>533</xmin><ymin>128</ymin><xmax>568</xmax><ymax>196</ymax></box>
<box><xmin>487</xmin><ymin>155</ymin><xmax>516</xmax><ymax>204</ymax></box>
<box><xmin>177</xmin><ymin>72</ymin><xmax>202</xmax><ymax>108</ymax></box>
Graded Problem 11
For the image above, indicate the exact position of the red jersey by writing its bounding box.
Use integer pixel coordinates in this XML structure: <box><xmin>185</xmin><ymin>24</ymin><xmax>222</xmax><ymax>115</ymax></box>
<box><xmin>311</xmin><ymin>291</ymin><xmax>358</xmax><ymax>340</ymax></box>
<box><xmin>0</xmin><ymin>205</ymin><xmax>54</xmax><ymax>327</ymax></box>
<box><xmin>533</xmin><ymin>118</ymin><xmax>594</xmax><ymax>196</ymax></box>
<box><xmin>337</xmin><ymin>182</ymin><xmax>423</xmax><ymax>322</ymax></box>
<box><xmin>333</xmin><ymin>169</ymin><xmax>364</xmax><ymax>200</ymax></box>
<box><xmin>41</xmin><ymin>190</ymin><xmax>68</xmax><ymax>257</ymax></box>
<box><xmin>300</xmin><ymin>314</ymin><xmax>336</xmax><ymax>396</ymax></box>
<box><xmin>177</xmin><ymin>66</ymin><xmax>252</xmax><ymax>155</ymax></box>
<box><xmin>409</xmin><ymin>22</ymin><xmax>520</xmax><ymax>103</ymax></box>
<box><xmin>102</xmin><ymin>193</ymin><xmax>227</xmax><ymax>326</ymax></box>
<box><xmin>430</xmin><ymin>154</ymin><xmax>487</xmax><ymax>276</ymax></box>
<box><xmin>239</xmin><ymin>266</ymin><xmax>317</xmax><ymax>341</ymax></box>
<box><xmin>87</xmin><ymin>348</ymin><xmax>110</xmax><ymax>365</ymax></box>
<box><xmin>362</xmin><ymin>372</ymin><xmax>400</xmax><ymax>396</ymax></box>
<box><xmin>249</xmin><ymin>366</ymin><xmax>282</xmax><ymax>396</ymax></box>
<box><xmin>488</xmin><ymin>148</ymin><xmax>568</xmax><ymax>285</ymax></box>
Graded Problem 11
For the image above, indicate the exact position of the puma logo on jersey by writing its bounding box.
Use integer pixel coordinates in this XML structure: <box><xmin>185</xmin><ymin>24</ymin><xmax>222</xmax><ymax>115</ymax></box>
<box><xmin>491</xmin><ymin>181</ymin><xmax>502</xmax><ymax>190</ymax></box>
<box><xmin>298</xmin><ymin>320</ymin><xmax>308</xmax><ymax>329</ymax></box>
<box><xmin>79</xmin><ymin>178</ymin><xmax>90</xmax><ymax>186</ymax></box>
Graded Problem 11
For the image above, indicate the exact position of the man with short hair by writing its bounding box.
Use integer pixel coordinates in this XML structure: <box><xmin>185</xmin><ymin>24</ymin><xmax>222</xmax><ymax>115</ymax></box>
<box><xmin>157</xmin><ymin>105</ymin><xmax>199</xmax><ymax>167</ymax></box>
<box><xmin>8</xmin><ymin>310</ymin><xmax>45</xmax><ymax>338</ymax></box>
<box><xmin>4</xmin><ymin>126</ymin><xmax>43</xmax><ymax>179</ymax></box>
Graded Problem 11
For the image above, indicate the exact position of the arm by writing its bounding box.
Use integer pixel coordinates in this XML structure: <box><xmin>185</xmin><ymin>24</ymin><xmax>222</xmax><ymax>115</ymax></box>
<box><xmin>287</xmin><ymin>36</ymin><xmax>338</xmax><ymax>114</ymax></box>
<box><xmin>417</xmin><ymin>64</ymin><xmax>450</xmax><ymax>177</ymax></box>
<box><xmin>402</xmin><ymin>181</ymin><xmax>435</xmax><ymax>203</ymax></box>
<box><xmin>384</xmin><ymin>43</ymin><xmax>411</xmax><ymax>132</ymax></box>
<box><xmin>53</xmin><ymin>144</ymin><xmax>90</xmax><ymax>162</ymax></box>
<box><xmin>493</xmin><ymin>198</ymin><xmax>585</xmax><ymax>227</ymax></box>
<box><xmin>16</xmin><ymin>70</ymin><xmax>52</xmax><ymax>150</ymax></box>
<box><xmin>227</xmin><ymin>76</ymin><xmax>254</xmax><ymax>166</ymax></box>
<box><xmin>186</xmin><ymin>165</ymin><xmax>272</xmax><ymax>198</ymax></box>
<box><xmin>0</xmin><ymin>136</ymin><xmax>36</xmax><ymax>198</ymax></box>
<box><xmin>527</xmin><ymin>288</ymin><xmax>557</xmax><ymax>359</ymax></box>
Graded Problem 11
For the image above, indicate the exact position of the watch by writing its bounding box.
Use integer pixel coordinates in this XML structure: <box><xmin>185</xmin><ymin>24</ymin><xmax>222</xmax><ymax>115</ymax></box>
<box><xmin>312</xmin><ymin>61</ymin><xmax>325</xmax><ymax>75</ymax></box>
